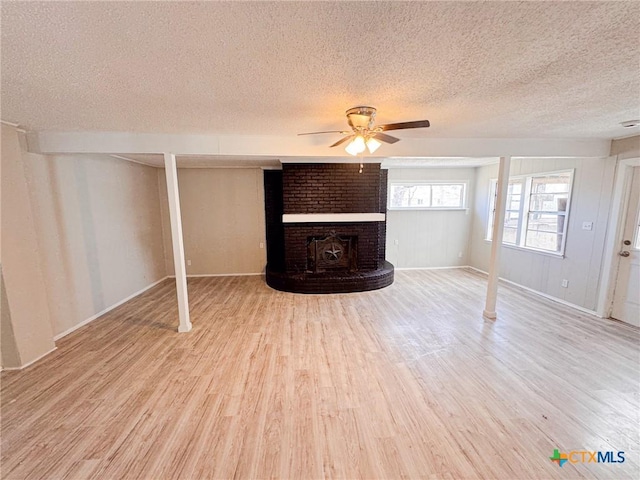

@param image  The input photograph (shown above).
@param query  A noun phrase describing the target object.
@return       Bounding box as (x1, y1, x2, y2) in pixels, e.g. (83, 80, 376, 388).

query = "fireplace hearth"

(264, 163, 394, 294)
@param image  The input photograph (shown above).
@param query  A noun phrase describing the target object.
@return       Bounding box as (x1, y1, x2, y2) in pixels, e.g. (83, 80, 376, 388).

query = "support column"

(483, 156, 511, 320)
(163, 153, 192, 332)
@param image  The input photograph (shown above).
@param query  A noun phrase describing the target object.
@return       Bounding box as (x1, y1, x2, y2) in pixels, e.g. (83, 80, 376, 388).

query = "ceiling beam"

(26, 131, 611, 158)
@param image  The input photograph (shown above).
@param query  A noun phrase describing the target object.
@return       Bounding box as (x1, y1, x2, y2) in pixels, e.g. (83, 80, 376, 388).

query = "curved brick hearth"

(266, 261, 394, 294)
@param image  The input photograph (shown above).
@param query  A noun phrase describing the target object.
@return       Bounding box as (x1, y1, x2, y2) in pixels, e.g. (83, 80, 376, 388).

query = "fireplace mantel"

(282, 213, 385, 223)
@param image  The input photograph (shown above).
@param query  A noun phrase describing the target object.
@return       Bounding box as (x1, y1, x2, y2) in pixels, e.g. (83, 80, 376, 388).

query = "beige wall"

(0, 123, 3, 366)
(159, 168, 266, 275)
(1, 266, 21, 367)
(1, 124, 56, 367)
(386, 168, 476, 268)
(610, 135, 640, 160)
(24, 153, 167, 337)
(469, 157, 615, 311)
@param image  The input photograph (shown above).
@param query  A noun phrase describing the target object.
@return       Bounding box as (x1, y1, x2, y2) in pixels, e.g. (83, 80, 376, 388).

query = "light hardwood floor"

(1, 269, 639, 479)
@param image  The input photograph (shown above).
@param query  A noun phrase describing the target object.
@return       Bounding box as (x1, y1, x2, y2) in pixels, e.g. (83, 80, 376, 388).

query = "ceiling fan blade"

(379, 120, 430, 131)
(329, 136, 352, 148)
(372, 132, 400, 144)
(298, 130, 349, 136)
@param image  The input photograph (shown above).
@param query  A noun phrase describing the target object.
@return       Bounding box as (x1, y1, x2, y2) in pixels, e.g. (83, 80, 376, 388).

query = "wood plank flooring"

(1, 269, 639, 479)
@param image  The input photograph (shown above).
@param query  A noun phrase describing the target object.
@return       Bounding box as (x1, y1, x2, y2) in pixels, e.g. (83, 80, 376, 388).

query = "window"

(487, 171, 573, 255)
(389, 183, 466, 209)
(487, 178, 524, 245)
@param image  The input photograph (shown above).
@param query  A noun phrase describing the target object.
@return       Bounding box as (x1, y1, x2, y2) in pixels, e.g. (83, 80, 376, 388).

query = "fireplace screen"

(307, 233, 357, 273)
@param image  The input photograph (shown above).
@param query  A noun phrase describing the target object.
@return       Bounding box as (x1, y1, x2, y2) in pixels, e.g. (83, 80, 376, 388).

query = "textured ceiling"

(2, 1, 639, 139)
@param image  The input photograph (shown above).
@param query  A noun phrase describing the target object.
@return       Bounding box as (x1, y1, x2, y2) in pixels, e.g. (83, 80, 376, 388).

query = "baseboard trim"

(53, 276, 170, 341)
(465, 266, 600, 317)
(53, 274, 260, 341)
(168, 273, 264, 278)
(396, 266, 468, 271)
(2, 346, 58, 371)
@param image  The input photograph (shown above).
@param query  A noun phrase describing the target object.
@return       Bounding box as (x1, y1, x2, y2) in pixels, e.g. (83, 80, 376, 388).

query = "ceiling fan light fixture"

(345, 135, 366, 155)
(366, 137, 381, 154)
(346, 106, 377, 129)
(299, 106, 430, 154)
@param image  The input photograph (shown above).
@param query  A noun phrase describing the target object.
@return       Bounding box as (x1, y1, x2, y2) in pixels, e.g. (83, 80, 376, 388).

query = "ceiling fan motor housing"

(346, 106, 377, 130)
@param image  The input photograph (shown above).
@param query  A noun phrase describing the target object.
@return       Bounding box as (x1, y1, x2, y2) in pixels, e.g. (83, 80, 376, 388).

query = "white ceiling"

(2, 1, 639, 142)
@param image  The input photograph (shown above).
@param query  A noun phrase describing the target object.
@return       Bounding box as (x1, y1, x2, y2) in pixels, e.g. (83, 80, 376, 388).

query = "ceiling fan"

(299, 106, 430, 155)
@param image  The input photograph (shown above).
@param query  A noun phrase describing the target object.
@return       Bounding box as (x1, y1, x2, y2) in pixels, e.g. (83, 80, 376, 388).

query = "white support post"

(163, 153, 192, 332)
(483, 156, 511, 320)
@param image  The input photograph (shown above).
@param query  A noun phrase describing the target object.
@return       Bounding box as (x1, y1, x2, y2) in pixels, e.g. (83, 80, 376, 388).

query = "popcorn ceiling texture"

(1, 1, 638, 139)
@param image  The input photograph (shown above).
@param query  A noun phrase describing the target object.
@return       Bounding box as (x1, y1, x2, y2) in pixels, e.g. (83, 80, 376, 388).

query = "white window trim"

(388, 181, 468, 210)
(388, 207, 469, 212)
(487, 177, 526, 246)
(485, 169, 575, 257)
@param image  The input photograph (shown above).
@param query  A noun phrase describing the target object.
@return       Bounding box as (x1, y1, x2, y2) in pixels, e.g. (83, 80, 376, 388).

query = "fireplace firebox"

(307, 233, 356, 273)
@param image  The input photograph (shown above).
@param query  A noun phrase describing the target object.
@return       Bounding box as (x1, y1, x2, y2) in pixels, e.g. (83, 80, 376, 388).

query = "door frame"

(597, 156, 640, 318)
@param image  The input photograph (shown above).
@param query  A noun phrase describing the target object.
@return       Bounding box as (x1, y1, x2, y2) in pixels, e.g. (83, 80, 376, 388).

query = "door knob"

(619, 251, 630, 257)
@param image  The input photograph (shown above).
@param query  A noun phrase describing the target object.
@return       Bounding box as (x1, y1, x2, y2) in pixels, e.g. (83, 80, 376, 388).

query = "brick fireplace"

(264, 163, 394, 293)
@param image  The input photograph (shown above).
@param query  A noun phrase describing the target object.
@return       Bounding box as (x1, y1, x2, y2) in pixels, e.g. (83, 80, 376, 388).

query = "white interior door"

(611, 166, 640, 326)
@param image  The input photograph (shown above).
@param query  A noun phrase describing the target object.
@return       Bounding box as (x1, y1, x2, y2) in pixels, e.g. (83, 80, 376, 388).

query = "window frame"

(487, 177, 526, 245)
(388, 181, 468, 211)
(485, 169, 575, 256)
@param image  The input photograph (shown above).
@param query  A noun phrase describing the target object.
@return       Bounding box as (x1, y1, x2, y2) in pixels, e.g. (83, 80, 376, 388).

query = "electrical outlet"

(582, 222, 593, 231)
(259, 242, 264, 249)
(561, 279, 569, 288)
(187, 260, 192, 266)
(394, 239, 399, 245)
(458, 251, 463, 258)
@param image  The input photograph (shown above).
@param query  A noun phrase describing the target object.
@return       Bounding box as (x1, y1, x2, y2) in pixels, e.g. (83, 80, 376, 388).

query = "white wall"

(469, 157, 615, 311)
(24, 153, 167, 338)
(158, 168, 266, 275)
(1, 265, 21, 367)
(386, 168, 476, 268)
